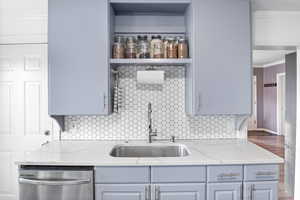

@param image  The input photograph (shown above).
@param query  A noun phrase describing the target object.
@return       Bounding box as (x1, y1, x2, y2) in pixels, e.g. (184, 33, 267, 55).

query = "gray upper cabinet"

(187, 0, 252, 115)
(48, 0, 110, 115)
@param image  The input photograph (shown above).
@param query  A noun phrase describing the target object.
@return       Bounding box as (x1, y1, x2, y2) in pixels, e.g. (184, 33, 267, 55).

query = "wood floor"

(248, 131, 293, 200)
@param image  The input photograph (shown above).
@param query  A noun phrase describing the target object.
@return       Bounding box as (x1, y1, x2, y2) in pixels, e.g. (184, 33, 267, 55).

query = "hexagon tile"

(63, 66, 243, 140)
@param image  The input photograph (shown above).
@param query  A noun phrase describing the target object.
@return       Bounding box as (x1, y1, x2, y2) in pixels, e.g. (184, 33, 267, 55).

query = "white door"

(248, 76, 257, 129)
(277, 73, 286, 136)
(0, 44, 56, 200)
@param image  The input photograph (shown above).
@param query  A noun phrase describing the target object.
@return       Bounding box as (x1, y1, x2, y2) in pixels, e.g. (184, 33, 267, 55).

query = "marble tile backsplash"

(63, 66, 244, 140)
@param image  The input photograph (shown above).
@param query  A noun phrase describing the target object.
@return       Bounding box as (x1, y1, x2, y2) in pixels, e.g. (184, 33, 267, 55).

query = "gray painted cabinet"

(95, 165, 279, 200)
(48, 0, 110, 115)
(243, 182, 278, 200)
(188, 0, 252, 115)
(96, 184, 148, 200)
(207, 182, 242, 200)
(156, 184, 206, 200)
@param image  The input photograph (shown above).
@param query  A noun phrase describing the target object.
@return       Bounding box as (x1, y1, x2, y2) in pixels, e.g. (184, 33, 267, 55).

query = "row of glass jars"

(112, 35, 189, 59)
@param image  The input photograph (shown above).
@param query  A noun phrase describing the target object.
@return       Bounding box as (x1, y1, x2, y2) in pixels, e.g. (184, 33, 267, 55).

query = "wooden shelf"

(110, 58, 191, 66)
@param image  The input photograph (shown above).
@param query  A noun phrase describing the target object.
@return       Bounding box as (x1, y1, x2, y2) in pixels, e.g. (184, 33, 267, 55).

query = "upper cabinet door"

(191, 0, 252, 115)
(48, 0, 110, 115)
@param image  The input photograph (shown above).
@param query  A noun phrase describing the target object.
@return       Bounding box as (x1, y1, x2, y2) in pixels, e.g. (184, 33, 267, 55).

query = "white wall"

(254, 11, 300, 47)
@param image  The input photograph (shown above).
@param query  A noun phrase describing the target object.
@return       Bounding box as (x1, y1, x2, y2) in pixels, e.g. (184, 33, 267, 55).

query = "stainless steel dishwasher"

(19, 166, 94, 200)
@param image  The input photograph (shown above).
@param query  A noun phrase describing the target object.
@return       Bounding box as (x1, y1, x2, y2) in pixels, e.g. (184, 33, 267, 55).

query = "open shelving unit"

(109, 0, 192, 67)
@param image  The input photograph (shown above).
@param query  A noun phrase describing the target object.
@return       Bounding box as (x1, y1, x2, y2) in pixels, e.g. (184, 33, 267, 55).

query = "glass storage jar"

(178, 38, 189, 58)
(112, 36, 125, 59)
(167, 38, 178, 58)
(163, 37, 169, 58)
(150, 35, 163, 59)
(137, 35, 150, 58)
(125, 36, 137, 58)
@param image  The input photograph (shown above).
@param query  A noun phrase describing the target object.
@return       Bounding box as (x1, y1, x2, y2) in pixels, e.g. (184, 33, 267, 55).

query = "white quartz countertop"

(16, 139, 284, 166)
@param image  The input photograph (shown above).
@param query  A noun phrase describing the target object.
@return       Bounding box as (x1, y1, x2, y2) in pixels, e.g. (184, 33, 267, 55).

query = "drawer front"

(151, 166, 206, 183)
(95, 167, 150, 183)
(244, 165, 279, 181)
(207, 165, 243, 182)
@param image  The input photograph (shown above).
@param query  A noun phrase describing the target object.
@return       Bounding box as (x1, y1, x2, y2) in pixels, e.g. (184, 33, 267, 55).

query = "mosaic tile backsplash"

(63, 66, 246, 140)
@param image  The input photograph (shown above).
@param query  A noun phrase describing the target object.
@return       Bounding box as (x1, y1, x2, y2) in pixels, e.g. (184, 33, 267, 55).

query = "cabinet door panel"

(243, 181, 278, 200)
(191, 0, 251, 115)
(96, 184, 147, 200)
(156, 184, 206, 200)
(207, 182, 242, 200)
(49, 0, 110, 115)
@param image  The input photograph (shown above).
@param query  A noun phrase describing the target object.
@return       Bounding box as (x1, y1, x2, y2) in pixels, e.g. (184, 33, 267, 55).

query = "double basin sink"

(110, 144, 190, 157)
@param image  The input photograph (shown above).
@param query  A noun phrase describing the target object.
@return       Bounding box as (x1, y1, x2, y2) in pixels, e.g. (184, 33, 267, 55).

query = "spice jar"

(178, 38, 189, 58)
(125, 36, 137, 58)
(112, 36, 125, 59)
(162, 37, 169, 58)
(167, 38, 178, 59)
(137, 35, 150, 58)
(150, 35, 163, 59)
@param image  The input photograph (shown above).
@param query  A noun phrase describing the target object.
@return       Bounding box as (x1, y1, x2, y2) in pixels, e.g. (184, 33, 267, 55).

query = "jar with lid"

(125, 36, 137, 58)
(112, 36, 125, 59)
(162, 37, 169, 58)
(150, 35, 163, 59)
(137, 35, 150, 58)
(178, 38, 189, 58)
(167, 38, 178, 59)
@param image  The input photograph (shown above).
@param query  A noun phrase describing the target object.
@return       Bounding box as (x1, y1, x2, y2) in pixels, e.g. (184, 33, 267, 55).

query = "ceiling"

(252, 50, 294, 67)
(253, 0, 300, 11)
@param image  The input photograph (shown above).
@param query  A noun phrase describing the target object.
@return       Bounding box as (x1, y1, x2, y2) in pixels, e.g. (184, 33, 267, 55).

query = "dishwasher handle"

(19, 178, 91, 186)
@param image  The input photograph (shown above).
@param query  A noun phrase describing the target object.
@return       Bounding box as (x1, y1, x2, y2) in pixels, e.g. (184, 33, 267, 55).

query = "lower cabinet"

(243, 181, 278, 200)
(155, 184, 206, 200)
(96, 183, 206, 200)
(94, 165, 280, 200)
(207, 182, 242, 200)
(95, 184, 149, 200)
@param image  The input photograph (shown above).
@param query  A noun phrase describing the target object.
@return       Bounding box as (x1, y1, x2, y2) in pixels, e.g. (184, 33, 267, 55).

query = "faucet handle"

(171, 135, 176, 143)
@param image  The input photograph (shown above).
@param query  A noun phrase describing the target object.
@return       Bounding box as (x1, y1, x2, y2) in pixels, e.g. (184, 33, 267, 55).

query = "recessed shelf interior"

(109, 1, 192, 64)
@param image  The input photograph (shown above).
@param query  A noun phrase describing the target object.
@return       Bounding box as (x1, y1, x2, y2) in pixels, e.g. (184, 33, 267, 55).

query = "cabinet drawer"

(151, 166, 206, 183)
(244, 165, 279, 181)
(207, 165, 243, 182)
(95, 167, 150, 183)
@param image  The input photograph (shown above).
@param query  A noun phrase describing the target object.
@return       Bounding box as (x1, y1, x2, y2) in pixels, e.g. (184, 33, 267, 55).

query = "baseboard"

(248, 128, 279, 135)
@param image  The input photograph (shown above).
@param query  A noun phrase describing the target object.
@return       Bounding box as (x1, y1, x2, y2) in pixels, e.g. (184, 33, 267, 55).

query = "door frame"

(248, 75, 258, 130)
(277, 72, 286, 136)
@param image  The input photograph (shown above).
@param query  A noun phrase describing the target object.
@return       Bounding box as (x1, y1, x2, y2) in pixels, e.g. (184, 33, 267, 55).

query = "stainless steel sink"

(110, 144, 190, 157)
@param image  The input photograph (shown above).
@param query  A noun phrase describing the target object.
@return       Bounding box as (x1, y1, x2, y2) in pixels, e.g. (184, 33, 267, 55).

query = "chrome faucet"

(148, 102, 157, 143)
